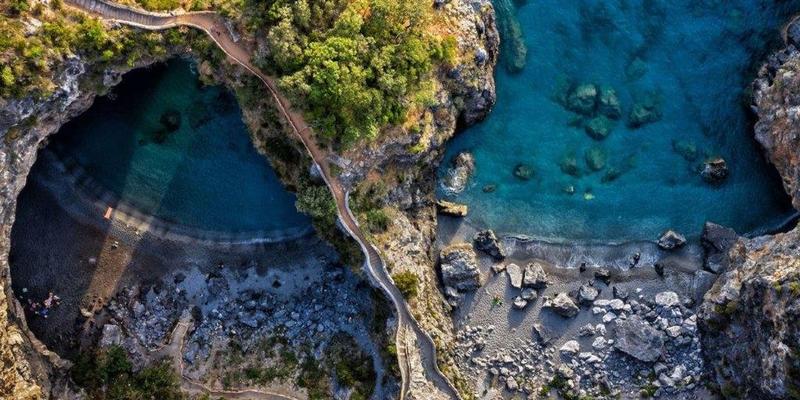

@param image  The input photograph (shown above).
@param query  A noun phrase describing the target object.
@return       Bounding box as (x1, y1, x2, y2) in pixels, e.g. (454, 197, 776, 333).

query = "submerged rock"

(560, 153, 580, 177)
(657, 230, 686, 250)
(672, 139, 698, 161)
(159, 109, 182, 132)
(613, 315, 665, 362)
(585, 147, 607, 171)
(625, 57, 648, 81)
(585, 115, 614, 140)
(513, 163, 533, 180)
(701, 157, 729, 184)
(567, 83, 598, 115)
(598, 87, 622, 119)
(442, 152, 475, 194)
(474, 229, 505, 260)
(601, 167, 622, 183)
(439, 243, 481, 291)
(627, 95, 662, 128)
(436, 200, 468, 217)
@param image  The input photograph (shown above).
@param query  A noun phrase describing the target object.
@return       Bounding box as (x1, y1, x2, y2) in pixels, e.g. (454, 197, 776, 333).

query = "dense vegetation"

(71, 346, 184, 400)
(247, 0, 456, 144)
(392, 271, 419, 298)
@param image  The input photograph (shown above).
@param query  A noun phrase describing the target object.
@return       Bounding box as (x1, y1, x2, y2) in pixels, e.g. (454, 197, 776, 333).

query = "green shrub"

(392, 271, 419, 298)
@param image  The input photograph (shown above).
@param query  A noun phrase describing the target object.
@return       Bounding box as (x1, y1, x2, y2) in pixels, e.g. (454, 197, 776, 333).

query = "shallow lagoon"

(51, 59, 309, 233)
(439, 0, 797, 241)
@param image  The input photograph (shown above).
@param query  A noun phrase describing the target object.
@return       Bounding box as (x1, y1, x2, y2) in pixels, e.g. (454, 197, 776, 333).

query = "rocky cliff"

(697, 15, 800, 399)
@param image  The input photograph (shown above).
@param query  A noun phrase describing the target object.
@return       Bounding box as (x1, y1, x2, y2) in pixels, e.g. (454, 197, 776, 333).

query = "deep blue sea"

(438, 0, 797, 241)
(51, 59, 310, 233)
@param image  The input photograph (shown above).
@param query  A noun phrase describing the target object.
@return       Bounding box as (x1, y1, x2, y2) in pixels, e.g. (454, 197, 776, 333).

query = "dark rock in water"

(601, 167, 622, 183)
(474, 229, 506, 260)
(614, 315, 665, 362)
(625, 57, 647, 81)
(436, 200, 468, 217)
(160, 109, 182, 132)
(545, 292, 579, 318)
(598, 87, 622, 119)
(567, 83, 598, 115)
(560, 154, 580, 177)
(442, 152, 475, 193)
(495, 0, 528, 73)
(482, 184, 496, 193)
(672, 139, 698, 161)
(627, 96, 662, 128)
(658, 230, 687, 250)
(563, 185, 576, 195)
(439, 243, 481, 291)
(585, 147, 607, 171)
(513, 163, 534, 180)
(702, 222, 738, 273)
(594, 268, 611, 284)
(523, 261, 548, 289)
(701, 157, 729, 184)
(585, 115, 614, 140)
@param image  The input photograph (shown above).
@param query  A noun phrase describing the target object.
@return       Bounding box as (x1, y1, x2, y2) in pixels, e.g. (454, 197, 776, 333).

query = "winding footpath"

(64, 1, 461, 399)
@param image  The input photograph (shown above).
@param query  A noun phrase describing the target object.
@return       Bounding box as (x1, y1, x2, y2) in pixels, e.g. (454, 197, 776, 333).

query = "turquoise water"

(51, 59, 310, 233)
(439, 0, 797, 241)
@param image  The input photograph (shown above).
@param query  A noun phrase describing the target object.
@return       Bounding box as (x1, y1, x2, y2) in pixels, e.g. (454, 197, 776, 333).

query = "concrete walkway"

(63, 1, 462, 399)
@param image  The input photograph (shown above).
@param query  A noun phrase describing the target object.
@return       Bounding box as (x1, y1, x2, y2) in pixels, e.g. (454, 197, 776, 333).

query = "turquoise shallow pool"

(439, 0, 797, 241)
(51, 59, 310, 233)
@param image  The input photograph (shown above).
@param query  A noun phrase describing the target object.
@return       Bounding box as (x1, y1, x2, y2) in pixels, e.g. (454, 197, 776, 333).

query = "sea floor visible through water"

(439, 0, 798, 241)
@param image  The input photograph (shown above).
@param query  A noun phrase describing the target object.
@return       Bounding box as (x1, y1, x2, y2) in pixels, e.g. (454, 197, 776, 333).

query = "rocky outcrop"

(436, 200, 468, 217)
(613, 315, 665, 363)
(473, 229, 505, 260)
(441, 152, 475, 194)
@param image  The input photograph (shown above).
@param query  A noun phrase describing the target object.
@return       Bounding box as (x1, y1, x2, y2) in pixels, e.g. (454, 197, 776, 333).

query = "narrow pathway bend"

(63, 1, 462, 399)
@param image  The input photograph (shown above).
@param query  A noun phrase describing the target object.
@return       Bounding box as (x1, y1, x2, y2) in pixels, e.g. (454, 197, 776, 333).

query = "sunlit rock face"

(438, 0, 798, 241)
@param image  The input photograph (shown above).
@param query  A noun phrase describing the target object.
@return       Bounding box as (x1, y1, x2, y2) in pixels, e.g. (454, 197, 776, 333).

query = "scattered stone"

(614, 315, 665, 362)
(585, 115, 614, 140)
(594, 268, 611, 284)
(436, 200, 468, 217)
(654, 262, 665, 276)
(513, 296, 528, 310)
(657, 230, 686, 250)
(523, 261, 548, 289)
(598, 87, 622, 119)
(506, 263, 523, 289)
(592, 336, 608, 350)
(513, 163, 534, 180)
(613, 286, 629, 300)
(545, 293, 579, 318)
(560, 340, 580, 355)
(585, 146, 607, 171)
(491, 263, 507, 274)
(701, 157, 729, 184)
(439, 243, 481, 291)
(654, 291, 680, 308)
(474, 229, 506, 260)
(578, 285, 600, 304)
(506, 376, 519, 391)
(567, 83, 598, 115)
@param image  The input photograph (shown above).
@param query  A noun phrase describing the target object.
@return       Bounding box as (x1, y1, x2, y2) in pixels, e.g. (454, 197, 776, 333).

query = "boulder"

(567, 83, 598, 115)
(627, 97, 662, 128)
(439, 243, 481, 291)
(473, 229, 506, 260)
(545, 293, 579, 318)
(585, 115, 614, 140)
(506, 263, 523, 289)
(654, 291, 680, 308)
(513, 163, 533, 180)
(613, 315, 665, 362)
(520, 288, 537, 301)
(601, 167, 622, 183)
(99, 324, 123, 348)
(625, 57, 647, 81)
(560, 340, 580, 355)
(657, 230, 686, 250)
(512, 296, 528, 310)
(702, 222, 738, 274)
(598, 87, 622, 119)
(436, 200, 468, 217)
(701, 157, 729, 184)
(441, 152, 475, 193)
(585, 147, 607, 171)
(559, 153, 580, 177)
(594, 268, 611, 284)
(522, 261, 548, 289)
(578, 284, 600, 304)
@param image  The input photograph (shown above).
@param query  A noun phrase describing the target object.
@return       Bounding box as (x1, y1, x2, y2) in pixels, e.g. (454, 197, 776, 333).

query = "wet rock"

(567, 83, 598, 115)
(598, 87, 622, 119)
(672, 140, 698, 161)
(613, 315, 665, 362)
(436, 200, 468, 217)
(585, 115, 614, 140)
(442, 152, 475, 194)
(545, 293, 579, 318)
(506, 263, 523, 289)
(585, 146, 607, 171)
(522, 261, 548, 289)
(701, 157, 729, 184)
(627, 97, 662, 128)
(474, 229, 505, 260)
(657, 230, 686, 250)
(439, 243, 481, 291)
(513, 163, 533, 180)
(578, 284, 600, 304)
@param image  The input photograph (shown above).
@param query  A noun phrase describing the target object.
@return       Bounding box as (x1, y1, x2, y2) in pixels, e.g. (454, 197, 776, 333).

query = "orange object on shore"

(104, 207, 113, 219)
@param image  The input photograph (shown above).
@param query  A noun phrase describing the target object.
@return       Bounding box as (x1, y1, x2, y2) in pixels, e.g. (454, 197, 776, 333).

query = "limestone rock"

(512, 296, 528, 310)
(578, 284, 600, 304)
(473, 229, 505, 260)
(439, 243, 481, 291)
(545, 293, 579, 318)
(560, 340, 580, 355)
(506, 263, 523, 289)
(522, 261, 548, 289)
(613, 315, 665, 362)
(436, 200, 468, 217)
(657, 230, 686, 250)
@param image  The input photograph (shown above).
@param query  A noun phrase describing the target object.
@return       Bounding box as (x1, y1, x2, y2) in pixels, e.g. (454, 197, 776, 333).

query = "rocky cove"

(3, 1, 800, 400)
